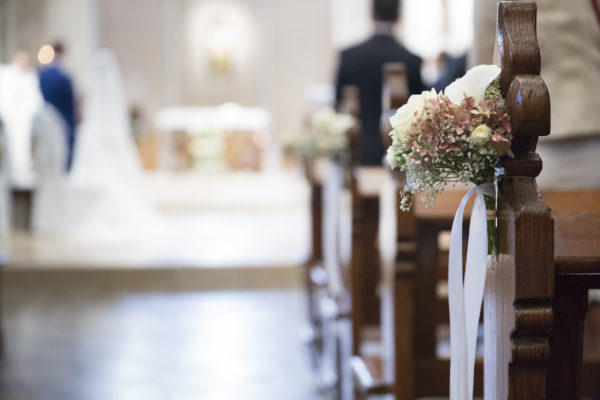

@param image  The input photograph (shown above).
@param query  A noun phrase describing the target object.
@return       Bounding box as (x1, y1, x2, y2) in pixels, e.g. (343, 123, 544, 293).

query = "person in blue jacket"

(38, 41, 76, 171)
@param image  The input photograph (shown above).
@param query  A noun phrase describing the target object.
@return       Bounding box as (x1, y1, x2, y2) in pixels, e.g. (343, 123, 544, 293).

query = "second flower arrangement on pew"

(303, 107, 355, 160)
(282, 108, 355, 162)
(386, 64, 512, 400)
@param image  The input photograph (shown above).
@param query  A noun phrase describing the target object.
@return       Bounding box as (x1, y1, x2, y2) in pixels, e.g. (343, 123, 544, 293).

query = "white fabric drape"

(0, 64, 43, 185)
(448, 183, 493, 400)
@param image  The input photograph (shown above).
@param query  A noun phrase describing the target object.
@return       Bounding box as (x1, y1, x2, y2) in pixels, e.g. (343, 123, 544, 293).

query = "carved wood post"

(340, 85, 365, 357)
(484, 2, 553, 400)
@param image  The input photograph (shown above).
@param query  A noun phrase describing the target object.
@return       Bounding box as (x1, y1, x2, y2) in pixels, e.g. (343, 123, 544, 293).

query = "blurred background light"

(37, 44, 55, 65)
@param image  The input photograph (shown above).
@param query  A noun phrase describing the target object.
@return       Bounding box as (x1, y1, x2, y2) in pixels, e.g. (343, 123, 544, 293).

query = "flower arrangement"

(386, 65, 511, 255)
(281, 130, 302, 158)
(387, 65, 513, 400)
(302, 107, 355, 159)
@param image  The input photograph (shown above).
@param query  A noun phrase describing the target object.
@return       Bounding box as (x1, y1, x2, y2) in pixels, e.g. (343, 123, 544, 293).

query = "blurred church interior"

(0, 0, 598, 399)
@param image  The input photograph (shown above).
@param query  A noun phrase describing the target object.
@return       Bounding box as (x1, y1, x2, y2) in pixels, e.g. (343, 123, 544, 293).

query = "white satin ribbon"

(449, 183, 494, 400)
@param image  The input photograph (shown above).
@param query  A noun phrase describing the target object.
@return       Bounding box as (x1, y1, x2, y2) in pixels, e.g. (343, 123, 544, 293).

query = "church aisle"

(6, 171, 310, 270)
(0, 280, 325, 400)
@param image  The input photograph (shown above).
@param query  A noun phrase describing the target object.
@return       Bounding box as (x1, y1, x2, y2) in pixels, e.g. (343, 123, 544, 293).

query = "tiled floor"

(0, 280, 325, 400)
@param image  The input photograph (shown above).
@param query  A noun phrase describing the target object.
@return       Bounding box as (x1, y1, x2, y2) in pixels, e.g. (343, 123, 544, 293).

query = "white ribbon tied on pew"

(448, 183, 494, 400)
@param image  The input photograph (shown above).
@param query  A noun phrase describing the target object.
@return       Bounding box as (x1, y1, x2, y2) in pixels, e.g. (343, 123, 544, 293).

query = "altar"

(155, 103, 271, 172)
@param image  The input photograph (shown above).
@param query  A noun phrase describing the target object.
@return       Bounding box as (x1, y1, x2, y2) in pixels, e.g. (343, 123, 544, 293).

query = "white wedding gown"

(33, 48, 160, 242)
(31, 104, 73, 232)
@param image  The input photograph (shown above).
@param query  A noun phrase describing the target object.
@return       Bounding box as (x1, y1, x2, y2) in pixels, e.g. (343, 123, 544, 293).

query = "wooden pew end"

(350, 355, 393, 397)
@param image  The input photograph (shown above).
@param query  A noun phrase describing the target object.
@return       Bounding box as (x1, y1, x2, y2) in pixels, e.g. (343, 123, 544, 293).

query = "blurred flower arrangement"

(386, 65, 512, 254)
(283, 108, 355, 160)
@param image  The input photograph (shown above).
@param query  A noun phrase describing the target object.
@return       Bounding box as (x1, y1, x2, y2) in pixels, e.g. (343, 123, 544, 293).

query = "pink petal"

(492, 133, 509, 142)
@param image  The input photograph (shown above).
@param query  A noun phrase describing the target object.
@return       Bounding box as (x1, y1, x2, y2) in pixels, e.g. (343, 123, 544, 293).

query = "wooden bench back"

(381, 63, 409, 150)
(340, 85, 377, 353)
(485, 2, 553, 399)
(378, 63, 412, 384)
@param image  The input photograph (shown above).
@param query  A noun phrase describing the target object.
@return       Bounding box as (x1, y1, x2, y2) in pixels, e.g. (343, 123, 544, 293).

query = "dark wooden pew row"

(301, 150, 327, 362)
(350, 62, 411, 397)
(342, 87, 385, 360)
(305, 86, 370, 398)
(337, 85, 386, 400)
(301, 85, 369, 373)
(301, 90, 360, 389)
(311, 84, 390, 399)
(352, 4, 600, 399)
(486, 3, 600, 399)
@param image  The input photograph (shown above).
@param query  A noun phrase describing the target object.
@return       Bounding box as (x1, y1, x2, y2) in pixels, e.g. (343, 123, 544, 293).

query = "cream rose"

(389, 89, 437, 136)
(470, 125, 492, 146)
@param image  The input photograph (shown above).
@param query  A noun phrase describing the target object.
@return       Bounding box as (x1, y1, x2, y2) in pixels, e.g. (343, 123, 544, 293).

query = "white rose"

(443, 64, 501, 105)
(389, 89, 437, 136)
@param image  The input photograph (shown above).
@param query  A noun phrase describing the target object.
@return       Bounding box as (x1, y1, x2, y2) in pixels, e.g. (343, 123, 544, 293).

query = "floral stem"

(484, 194, 498, 256)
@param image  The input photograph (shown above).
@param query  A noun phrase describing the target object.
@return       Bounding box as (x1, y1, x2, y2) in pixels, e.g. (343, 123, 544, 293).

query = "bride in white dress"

(33, 48, 159, 241)
(71, 48, 159, 240)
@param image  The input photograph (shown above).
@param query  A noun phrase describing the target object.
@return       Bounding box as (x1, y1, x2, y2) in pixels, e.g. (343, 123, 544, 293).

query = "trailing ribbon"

(449, 183, 494, 400)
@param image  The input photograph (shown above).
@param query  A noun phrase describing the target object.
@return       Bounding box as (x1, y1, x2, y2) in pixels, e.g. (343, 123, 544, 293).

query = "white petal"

(443, 64, 501, 104)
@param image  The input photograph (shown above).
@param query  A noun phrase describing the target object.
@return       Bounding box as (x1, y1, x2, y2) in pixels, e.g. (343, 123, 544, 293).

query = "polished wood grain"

(350, 3, 600, 400)
(548, 284, 588, 400)
(554, 211, 600, 273)
(413, 187, 472, 221)
(487, 3, 600, 400)
(380, 63, 409, 149)
(392, 269, 415, 400)
(551, 210, 600, 398)
(351, 64, 412, 400)
(485, 3, 554, 400)
(543, 189, 600, 212)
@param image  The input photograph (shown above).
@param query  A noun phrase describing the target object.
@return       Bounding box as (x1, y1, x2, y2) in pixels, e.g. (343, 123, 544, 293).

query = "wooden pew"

(301, 93, 362, 387)
(485, 2, 600, 399)
(342, 87, 384, 360)
(309, 86, 361, 398)
(352, 3, 600, 400)
(302, 152, 327, 362)
(318, 84, 389, 399)
(350, 63, 410, 397)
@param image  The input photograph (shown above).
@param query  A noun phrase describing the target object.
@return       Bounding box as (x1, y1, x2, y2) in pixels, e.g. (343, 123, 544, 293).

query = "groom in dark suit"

(39, 42, 77, 171)
(335, 0, 424, 165)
